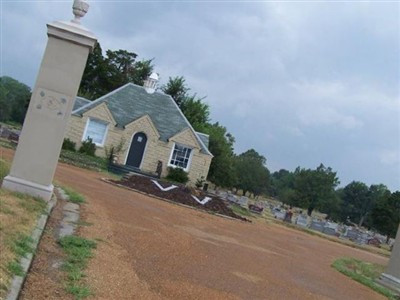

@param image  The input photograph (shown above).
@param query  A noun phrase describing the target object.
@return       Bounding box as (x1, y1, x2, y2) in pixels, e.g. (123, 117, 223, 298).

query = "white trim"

(124, 131, 148, 169)
(167, 142, 193, 172)
(82, 117, 109, 147)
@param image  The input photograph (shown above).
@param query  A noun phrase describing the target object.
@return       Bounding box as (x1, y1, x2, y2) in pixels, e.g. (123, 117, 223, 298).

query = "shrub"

(62, 138, 76, 152)
(59, 150, 107, 171)
(166, 167, 189, 184)
(78, 138, 96, 157)
(104, 138, 126, 163)
(195, 176, 205, 188)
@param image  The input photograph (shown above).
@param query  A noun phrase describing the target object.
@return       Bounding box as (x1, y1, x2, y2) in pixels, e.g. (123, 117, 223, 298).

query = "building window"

(169, 143, 192, 171)
(82, 118, 108, 146)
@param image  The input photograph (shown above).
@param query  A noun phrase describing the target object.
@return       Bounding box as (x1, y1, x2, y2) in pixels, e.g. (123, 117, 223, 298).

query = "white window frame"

(168, 143, 193, 172)
(82, 118, 109, 147)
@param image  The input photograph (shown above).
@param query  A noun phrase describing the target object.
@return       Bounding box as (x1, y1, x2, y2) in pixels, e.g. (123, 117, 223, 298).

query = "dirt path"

(1, 147, 388, 299)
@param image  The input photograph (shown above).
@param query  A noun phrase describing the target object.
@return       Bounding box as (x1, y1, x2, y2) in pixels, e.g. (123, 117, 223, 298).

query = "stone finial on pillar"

(72, 0, 89, 24)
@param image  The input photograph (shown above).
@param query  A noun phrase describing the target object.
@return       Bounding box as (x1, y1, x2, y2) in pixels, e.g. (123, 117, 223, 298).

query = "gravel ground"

(1, 148, 389, 300)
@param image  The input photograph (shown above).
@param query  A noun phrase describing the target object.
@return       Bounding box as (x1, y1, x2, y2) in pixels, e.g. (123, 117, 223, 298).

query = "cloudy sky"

(1, 1, 399, 191)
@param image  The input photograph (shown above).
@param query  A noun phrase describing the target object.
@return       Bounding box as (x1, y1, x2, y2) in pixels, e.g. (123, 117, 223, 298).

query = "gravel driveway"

(1, 147, 388, 299)
(54, 164, 388, 300)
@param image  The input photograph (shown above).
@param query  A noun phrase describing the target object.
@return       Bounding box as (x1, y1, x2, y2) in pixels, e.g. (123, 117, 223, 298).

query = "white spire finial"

(72, 0, 89, 24)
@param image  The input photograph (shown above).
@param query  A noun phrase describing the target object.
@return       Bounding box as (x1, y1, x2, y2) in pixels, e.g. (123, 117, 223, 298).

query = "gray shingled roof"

(73, 83, 212, 156)
(73, 96, 91, 111)
(196, 132, 210, 149)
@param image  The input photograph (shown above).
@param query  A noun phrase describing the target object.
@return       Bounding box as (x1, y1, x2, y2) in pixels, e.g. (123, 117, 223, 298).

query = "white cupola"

(143, 72, 159, 94)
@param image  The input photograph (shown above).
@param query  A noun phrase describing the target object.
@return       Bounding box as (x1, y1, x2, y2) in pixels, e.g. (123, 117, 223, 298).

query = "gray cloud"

(1, 1, 399, 190)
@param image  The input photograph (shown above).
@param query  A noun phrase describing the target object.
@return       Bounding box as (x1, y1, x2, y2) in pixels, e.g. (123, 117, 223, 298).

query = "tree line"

(1, 44, 398, 239)
(269, 165, 399, 239)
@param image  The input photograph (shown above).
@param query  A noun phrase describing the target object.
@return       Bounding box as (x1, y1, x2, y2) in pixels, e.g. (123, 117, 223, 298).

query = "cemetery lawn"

(332, 258, 399, 300)
(0, 159, 47, 299)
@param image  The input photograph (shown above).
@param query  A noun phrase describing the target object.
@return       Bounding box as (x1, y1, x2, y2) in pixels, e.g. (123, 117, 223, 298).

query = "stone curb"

(6, 194, 57, 300)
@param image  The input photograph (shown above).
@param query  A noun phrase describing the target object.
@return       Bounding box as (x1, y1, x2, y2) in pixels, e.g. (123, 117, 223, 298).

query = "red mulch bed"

(110, 175, 250, 222)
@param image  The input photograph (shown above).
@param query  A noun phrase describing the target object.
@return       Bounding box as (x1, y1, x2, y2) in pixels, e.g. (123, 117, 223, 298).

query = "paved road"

(0, 148, 388, 299)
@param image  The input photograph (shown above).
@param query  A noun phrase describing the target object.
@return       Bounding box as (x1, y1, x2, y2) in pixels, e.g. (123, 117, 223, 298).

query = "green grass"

(5, 234, 35, 277)
(332, 257, 399, 300)
(6, 261, 24, 277)
(63, 187, 85, 204)
(0, 159, 10, 181)
(230, 203, 252, 217)
(59, 235, 97, 300)
(11, 234, 34, 257)
(13, 192, 47, 214)
(59, 150, 107, 172)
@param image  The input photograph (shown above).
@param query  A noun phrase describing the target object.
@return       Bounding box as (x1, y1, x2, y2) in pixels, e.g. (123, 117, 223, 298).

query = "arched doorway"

(126, 132, 147, 168)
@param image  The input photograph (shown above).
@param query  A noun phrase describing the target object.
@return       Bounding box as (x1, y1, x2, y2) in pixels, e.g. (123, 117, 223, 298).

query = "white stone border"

(151, 180, 177, 192)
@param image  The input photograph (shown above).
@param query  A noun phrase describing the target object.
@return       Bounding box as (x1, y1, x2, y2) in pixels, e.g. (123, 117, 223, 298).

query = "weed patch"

(6, 261, 24, 277)
(63, 187, 85, 204)
(59, 236, 97, 299)
(11, 234, 34, 257)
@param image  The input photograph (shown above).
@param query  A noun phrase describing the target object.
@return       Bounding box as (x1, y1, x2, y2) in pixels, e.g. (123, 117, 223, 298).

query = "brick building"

(64, 82, 213, 184)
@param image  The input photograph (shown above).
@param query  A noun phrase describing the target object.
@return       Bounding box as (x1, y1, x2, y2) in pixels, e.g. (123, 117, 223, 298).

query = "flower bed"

(110, 175, 250, 222)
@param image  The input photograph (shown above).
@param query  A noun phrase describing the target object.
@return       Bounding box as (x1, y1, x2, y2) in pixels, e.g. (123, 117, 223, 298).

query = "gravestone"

(239, 196, 248, 207)
(344, 228, 360, 241)
(310, 220, 325, 232)
(295, 215, 308, 227)
(2, 1, 96, 201)
(227, 194, 238, 203)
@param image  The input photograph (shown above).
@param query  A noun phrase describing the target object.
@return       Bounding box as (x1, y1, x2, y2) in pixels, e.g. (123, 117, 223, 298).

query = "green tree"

(269, 169, 296, 203)
(364, 184, 391, 227)
(234, 149, 270, 196)
(371, 191, 400, 240)
(200, 122, 236, 188)
(180, 95, 210, 130)
(339, 181, 376, 226)
(129, 59, 154, 86)
(293, 164, 339, 216)
(161, 76, 189, 107)
(162, 76, 211, 133)
(78, 44, 154, 99)
(0, 76, 31, 123)
(78, 43, 109, 99)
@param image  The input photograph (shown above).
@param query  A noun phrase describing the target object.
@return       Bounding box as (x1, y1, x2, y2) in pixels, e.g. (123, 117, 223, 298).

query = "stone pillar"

(2, 1, 96, 201)
(378, 224, 400, 293)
